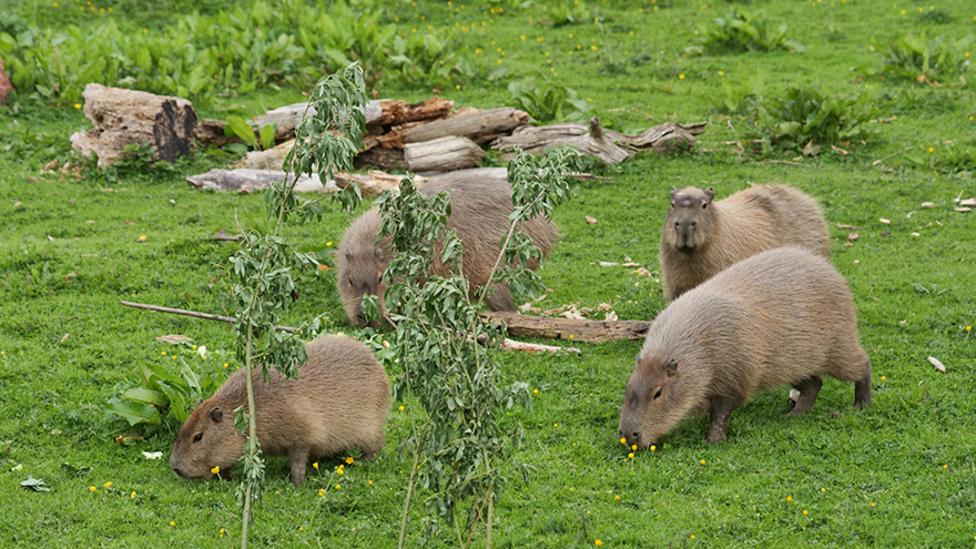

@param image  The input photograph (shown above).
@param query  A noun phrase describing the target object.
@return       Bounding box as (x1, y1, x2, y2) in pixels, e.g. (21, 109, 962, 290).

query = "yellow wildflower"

(802, 510, 809, 517)
(223, 362, 229, 369)
(345, 457, 354, 465)
(211, 466, 220, 475)
(219, 528, 226, 538)
(73, 103, 82, 110)
(786, 495, 794, 503)
(335, 483, 341, 490)
(880, 375, 887, 382)
(88, 486, 97, 493)
(594, 540, 603, 547)
(678, 73, 686, 80)
(631, 444, 637, 451)
(965, 325, 972, 332)
(927, 146, 935, 153)
(399, 405, 406, 412)
(137, 235, 147, 242)
(368, 479, 374, 486)
(318, 488, 326, 497)
(690, 533, 696, 541)
(699, 458, 706, 465)
(650, 445, 657, 453)
(614, 495, 621, 502)
(169, 520, 176, 527)
(532, 388, 540, 395)
(619, 437, 627, 445)
(312, 462, 319, 471)
(102, 481, 113, 489)
(627, 452, 635, 459)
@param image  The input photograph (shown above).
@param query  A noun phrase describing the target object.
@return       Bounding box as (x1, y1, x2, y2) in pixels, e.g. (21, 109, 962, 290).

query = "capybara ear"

(209, 407, 224, 423)
(664, 359, 678, 376)
(704, 187, 716, 203)
(670, 187, 678, 198)
(373, 247, 384, 261)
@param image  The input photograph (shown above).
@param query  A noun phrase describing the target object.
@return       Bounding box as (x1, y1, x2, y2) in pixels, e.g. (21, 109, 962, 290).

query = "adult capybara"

(337, 169, 559, 326)
(619, 246, 871, 448)
(170, 335, 390, 485)
(660, 184, 829, 300)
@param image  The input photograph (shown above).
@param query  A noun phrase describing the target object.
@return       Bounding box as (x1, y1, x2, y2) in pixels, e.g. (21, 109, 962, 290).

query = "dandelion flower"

(944, 463, 949, 470)
(130, 491, 137, 498)
(161, 351, 167, 356)
(137, 235, 147, 242)
(880, 375, 887, 382)
(699, 458, 706, 465)
(690, 533, 696, 540)
(336, 467, 344, 476)
(594, 540, 603, 547)
(368, 480, 374, 486)
(318, 488, 326, 497)
(678, 73, 686, 80)
(786, 495, 794, 504)
(532, 388, 540, 395)
(326, 240, 334, 247)
(619, 437, 627, 445)
(103, 481, 113, 489)
(88, 486, 97, 493)
(927, 146, 935, 153)
(614, 495, 621, 502)
(869, 501, 876, 507)
(650, 445, 657, 453)
(223, 362, 229, 369)
(718, 70, 725, 77)
(590, 44, 599, 52)
(211, 466, 220, 475)
(553, 422, 559, 428)
(966, 325, 972, 332)
(73, 103, 82, 110)
(399, 405, 405, 412)
(631, 444, 637, 451)
(312, 462, 319, 471)
(169, 520, 176, 527)
(628, 452, 635, 459)
(568, 334, 575, 340)
(335, 484, 341, 490)
(345, 457, 354, 465)
(820, 488, 827, 494)
(802, 510, 809, 517)
(219, 528, 226, 538)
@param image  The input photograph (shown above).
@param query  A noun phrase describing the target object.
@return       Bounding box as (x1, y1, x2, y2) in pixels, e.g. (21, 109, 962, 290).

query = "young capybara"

(619, 246, 871, 448)
(660, 184, 829, 300)
(337, 169, 559, 326)
(170, 335, 390, 486)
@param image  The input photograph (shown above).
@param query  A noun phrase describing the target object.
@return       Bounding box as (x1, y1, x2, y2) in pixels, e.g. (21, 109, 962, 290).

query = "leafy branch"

(230, 63, 367, 548)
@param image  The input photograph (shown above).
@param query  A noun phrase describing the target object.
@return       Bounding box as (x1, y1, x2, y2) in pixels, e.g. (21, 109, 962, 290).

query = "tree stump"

(70, 84, 198, 168)
(404, 136, 485, 173)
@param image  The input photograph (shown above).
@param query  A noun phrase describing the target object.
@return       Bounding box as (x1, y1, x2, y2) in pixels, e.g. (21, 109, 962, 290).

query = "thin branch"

(118, 300, 299, 333)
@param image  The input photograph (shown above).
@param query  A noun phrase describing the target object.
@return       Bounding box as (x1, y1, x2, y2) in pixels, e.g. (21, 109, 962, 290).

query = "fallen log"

(253, 98, 455, 141)
(186, 167, 425, 195)
(484, 311, 650, 344)
(404, 136, 485, 173)
(193, 118, 235, 147)
(70, 83, 199, 168)
(492, 117, 706, 164)
(354, 146, 406, 170)
(232, 139, 295, 170)
(120, 300, 573, 354)
(404, 107, 530, 144)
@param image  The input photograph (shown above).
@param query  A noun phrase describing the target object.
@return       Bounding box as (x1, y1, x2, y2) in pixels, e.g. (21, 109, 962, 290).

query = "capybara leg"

(706, 396, 738, 444)
(288, 446, 310, 486)
(854, 357, 872, 409)
(360, 438, 383, 461)
(486, 284, 515, 311)
(787, 376, 823, 416)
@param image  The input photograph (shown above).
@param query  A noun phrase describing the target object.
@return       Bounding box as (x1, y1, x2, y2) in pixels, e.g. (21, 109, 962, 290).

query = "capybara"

(619, 246, 871, 448)
(337, 169, 559, 326)
(170, 335, 390, 485)
(660, 184, 829, 300)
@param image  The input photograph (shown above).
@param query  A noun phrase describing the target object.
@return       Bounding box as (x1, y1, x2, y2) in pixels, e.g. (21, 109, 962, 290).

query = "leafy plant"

(542, 0, 593, 27)
(388, 32, 474, 87)
(373, 147, 582, 548)
(230, 64, 367, 548)
(107, 350, 227, 428)
(729, 86, 877, 154)
(876, 34, 973, 85)
(701, 9, 804, 54)
(224, 116, 276, 151)
(508, 79, 589, 123)
(712, 77, 764, 115)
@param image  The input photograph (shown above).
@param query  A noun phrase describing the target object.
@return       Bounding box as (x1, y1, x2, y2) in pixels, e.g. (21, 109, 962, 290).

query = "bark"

(483, 312, 650, 344)
(404, 107, 529, 145)
(193, 118, 235, 147)
(186, 167, 425, 195)
(253, 98, 455, 140)
(492, 117, 706, 164)
(70, 84, 198, 168)
(355, 146, 406, 170)
(334, 170, 428, 197)
(404, 136, 485, 173)
(232, 139, 295, 170)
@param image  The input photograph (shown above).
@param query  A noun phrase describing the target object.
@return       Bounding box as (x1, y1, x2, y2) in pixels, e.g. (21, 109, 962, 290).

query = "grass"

(2, 0, 976, 546)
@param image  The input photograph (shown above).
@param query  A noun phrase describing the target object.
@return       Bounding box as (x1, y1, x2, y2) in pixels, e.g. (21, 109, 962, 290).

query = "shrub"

(876, 34, 973, 85)
(542, 0, 593, 27)
(701, 9, 804, 54)
(388, 32, 475, 87)
(508, 78, 589, 123)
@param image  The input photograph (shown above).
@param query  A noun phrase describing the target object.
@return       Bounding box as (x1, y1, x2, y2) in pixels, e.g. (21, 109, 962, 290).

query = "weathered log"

(193, 118, 235, 147)
(492, 118, 707, 164)
(484, 311, 650, 344)
(354, 146, 406, 170)
(70, 84, 198, 168)
(404, 136, 485, 173)
(186, 167, 425, 195)
(253, 98, 455, 141)
(186, 168, 334, 193)
(0, 58, 12, 104)
(404, 107, 530, 144)
(232, 139, 295, 169)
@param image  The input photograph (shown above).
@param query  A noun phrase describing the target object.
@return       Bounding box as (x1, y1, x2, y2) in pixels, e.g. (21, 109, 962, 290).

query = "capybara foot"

(288, 446, 310, 486)
(854, 375, 872, 409)
(706, 396, 737, 444)
(787, 376, 822, 416)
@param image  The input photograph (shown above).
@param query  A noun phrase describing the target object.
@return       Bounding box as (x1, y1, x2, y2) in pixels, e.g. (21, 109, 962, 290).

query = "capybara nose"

(172, 465, 186, 478)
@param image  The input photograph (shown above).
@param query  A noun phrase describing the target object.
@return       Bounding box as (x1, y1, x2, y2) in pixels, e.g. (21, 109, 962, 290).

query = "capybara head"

(170, 403, 243, 480)
(665, 187, 716, 252)
(336, 212, 389, 327)
(619, 352, 696, 448)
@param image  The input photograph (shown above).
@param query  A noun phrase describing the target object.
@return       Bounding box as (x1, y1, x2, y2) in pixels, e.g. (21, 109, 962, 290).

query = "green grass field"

(2, 0, 975, 546)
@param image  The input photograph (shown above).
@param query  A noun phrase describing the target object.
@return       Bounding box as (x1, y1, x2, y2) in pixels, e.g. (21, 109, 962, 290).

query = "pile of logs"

(68, 84, 706, 178)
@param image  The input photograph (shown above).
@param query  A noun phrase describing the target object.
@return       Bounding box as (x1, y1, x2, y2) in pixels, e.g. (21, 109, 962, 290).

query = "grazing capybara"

(337, 169, 559, 326)
(619, 246, 871, 448)
(170, 335, 390, 486)
(660, 184, 829, 300)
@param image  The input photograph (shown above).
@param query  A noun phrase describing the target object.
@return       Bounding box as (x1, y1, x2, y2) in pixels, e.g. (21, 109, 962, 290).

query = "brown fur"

(169, 335, 390, 485)
(336, 169, 560, 326)
(619, 246, 871, 448)
(660, 184, 829, 301)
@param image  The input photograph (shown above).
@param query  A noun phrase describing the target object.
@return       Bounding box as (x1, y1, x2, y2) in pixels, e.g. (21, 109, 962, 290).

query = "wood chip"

(598, 261, 620, 267)
(835, 223, 860, 230)
(920, 201, 936, 208)
(879, 218, 891, 225)
(156, 334, 194, 345)
(959, 198, 976, 207)
(847, 232, 860, 241)
(927, 356, 946, 373)
(955, 207, 972, 213)
(585, 215, 598, 225)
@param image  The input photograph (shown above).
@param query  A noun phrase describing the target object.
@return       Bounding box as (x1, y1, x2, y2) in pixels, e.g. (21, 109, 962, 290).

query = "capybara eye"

(691, 222, 697, 227)
(192, 432, 203, 443)
(674, 222, 680, 228)
(653, 388, 663, 400)
(702, 202, 708, 209)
